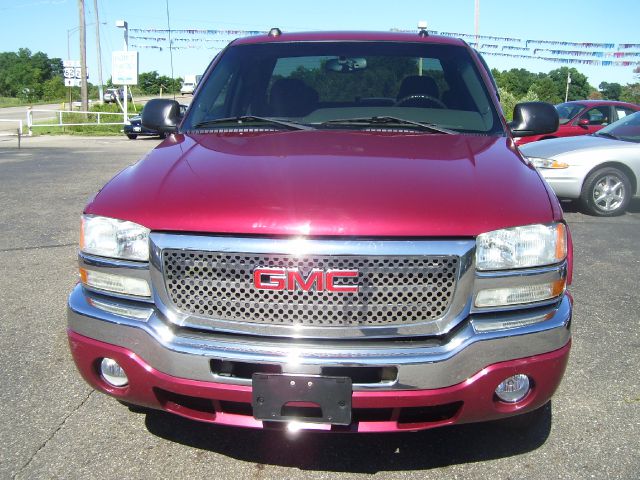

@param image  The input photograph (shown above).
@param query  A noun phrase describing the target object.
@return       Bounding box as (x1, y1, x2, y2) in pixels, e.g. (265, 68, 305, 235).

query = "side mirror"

(509, 102, 559, 137)
(577, 118, 590, 127)
(142, 98, 181, 134)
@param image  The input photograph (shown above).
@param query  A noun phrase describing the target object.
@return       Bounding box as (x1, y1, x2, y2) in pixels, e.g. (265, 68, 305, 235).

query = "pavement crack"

(12, 389, 94, 479)
(0, 242, 76, 253)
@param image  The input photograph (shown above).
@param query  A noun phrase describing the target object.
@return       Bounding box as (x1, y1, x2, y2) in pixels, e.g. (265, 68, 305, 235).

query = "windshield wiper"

(319, 116, 456, 134)
(192, 116, 314, 131)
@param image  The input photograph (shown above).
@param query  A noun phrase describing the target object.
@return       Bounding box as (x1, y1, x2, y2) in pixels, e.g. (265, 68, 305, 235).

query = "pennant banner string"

(127, 27, 640, 66)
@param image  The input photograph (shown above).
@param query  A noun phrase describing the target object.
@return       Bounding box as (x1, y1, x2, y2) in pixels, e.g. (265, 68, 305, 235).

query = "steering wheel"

(395, 94, 446, 108)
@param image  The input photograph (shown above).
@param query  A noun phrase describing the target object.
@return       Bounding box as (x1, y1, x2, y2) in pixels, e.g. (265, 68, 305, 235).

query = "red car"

(515, 99, 640, 145)
(68, 30, 572, 434)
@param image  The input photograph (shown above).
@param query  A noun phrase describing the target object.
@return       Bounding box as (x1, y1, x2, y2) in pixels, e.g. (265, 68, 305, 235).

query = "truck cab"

(180, 74, 198, 95)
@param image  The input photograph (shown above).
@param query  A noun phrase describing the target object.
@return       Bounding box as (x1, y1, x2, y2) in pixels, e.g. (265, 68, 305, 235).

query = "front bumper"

(68, 285, 571, 432)
(540, 168, 586, 199)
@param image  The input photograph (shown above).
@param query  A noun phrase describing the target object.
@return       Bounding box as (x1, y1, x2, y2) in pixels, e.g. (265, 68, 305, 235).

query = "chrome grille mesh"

(162, 250, 459, 327)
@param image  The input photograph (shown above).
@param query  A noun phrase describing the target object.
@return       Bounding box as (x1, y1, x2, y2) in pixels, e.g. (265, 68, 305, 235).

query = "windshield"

(183, 41, 504, 135)
(555, 102, 585, 125)
(595, 111, 640, 143)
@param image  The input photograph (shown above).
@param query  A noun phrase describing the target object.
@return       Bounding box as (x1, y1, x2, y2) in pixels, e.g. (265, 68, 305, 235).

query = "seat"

(269, 78, 319, 117)
(396, 75, 444, 107)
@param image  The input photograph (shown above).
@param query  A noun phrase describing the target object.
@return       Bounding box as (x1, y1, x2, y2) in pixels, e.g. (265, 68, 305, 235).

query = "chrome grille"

(162, 250, 459, 327)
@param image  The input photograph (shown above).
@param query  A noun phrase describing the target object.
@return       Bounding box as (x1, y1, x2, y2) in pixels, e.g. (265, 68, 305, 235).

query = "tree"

(620, 83, 640, 104)
(135, 70, 182, 95)
(138, 70, 162, 94)
(599, 81, 622, 100)
(548, 67, 592, 102)
(520, 89, 540, 103)
(493, 68, 540, 98)
(498, 88, 517, 121)
(0, 48, 63, 99)
(42, 77, 66, 101)
(530, 77, 562, 104)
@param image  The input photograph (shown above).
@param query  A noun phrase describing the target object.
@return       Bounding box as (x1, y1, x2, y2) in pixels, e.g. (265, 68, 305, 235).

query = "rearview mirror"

(325, 57, 367, 73)
(510, 102, 559, 137)
(141, 98, 181, 134)
(577, 118, 590, 127)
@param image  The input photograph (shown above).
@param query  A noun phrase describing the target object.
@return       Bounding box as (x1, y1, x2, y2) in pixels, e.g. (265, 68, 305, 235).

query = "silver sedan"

(520, 111, 640, 216)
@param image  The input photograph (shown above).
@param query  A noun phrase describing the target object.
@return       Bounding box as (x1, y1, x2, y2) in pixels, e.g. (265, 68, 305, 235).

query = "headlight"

(476, 223, 567, 271)
(80, 215, 150, 261)
(527, 157, 569, 169)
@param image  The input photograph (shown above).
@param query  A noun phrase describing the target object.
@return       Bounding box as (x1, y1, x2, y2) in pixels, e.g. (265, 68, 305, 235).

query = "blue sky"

(2, 0, 639, 90)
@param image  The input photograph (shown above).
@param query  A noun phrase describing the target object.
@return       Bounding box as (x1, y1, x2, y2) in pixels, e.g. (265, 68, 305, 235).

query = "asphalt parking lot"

(0, 135, 638, 479)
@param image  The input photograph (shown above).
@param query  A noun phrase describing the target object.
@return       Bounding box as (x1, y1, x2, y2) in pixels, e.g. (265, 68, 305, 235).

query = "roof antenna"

(418, 20, 428, 37)
(166, 0, 175, 100)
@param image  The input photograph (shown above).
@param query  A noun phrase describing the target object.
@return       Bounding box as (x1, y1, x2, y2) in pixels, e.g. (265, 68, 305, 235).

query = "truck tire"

(580, 166, 631, 216)
(126, 134, 137, 140)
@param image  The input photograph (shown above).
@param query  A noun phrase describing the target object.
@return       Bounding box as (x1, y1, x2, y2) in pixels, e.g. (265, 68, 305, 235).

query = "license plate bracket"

(252, 373, 352, 425)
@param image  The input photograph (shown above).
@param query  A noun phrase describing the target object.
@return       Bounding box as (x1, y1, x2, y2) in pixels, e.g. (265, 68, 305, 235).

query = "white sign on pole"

(111, 51, 138, 85)
(63, 60, 88, 87)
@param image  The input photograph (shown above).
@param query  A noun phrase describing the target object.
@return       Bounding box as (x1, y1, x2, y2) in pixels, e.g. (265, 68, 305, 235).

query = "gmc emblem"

(253, 268, 359, 292)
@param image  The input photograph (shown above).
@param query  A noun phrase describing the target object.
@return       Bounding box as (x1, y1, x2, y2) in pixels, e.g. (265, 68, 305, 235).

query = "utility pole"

(78, 0, 88, 111)
(94, 0, 104, 103)
(116, 20, 129, 123)
(565, 71, 572, 102)
(475, 0, 480, 46)
(417, 20, 427, 76)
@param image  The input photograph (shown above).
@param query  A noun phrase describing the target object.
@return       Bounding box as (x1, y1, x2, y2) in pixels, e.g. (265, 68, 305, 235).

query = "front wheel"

(580, 167, 631, 216)
(126, 134, 137, 140)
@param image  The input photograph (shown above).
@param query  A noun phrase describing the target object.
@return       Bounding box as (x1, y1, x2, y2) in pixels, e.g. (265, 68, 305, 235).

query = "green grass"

(0, 97, 67, 108)
(32, 124, 124, 136)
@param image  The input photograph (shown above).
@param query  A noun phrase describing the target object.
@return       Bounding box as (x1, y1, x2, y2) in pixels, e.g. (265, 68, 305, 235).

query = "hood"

(86, 130, 554, 237)
(519, 134, 624, 159)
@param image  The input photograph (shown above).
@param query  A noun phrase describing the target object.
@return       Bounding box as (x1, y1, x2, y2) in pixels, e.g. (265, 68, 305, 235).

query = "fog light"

(495, 374, 530, 403)
(100, 358, 128, 387)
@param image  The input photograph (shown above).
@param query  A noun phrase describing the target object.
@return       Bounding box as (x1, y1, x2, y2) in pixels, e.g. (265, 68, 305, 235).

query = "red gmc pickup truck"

(68, 30, 572, 433)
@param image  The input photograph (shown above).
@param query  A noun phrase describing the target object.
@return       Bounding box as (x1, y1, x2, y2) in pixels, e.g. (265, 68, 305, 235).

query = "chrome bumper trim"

(68, 285, 571, 391)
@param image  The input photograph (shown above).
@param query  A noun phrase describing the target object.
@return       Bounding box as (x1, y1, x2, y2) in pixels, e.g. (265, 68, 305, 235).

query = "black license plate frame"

(252, 373, 352, 425)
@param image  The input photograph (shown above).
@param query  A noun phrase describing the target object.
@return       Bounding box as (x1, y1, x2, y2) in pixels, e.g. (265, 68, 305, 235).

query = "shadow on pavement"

(143, 403, 552, 473)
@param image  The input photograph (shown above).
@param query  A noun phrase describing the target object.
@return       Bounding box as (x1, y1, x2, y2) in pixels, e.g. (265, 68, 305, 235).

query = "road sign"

(63, 60, 88, 87)
(111, 51, 138, 85)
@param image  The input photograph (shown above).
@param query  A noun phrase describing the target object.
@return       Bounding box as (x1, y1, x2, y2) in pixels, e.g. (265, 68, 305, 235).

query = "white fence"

(0, 118, 23, 135)
(26, 108, 133, 135)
